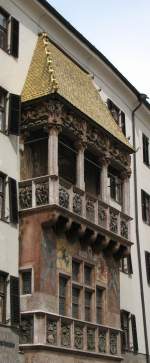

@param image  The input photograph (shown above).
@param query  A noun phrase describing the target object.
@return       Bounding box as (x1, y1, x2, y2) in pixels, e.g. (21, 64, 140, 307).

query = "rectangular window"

(121, 310, 130, 351)
(72, 286, 80, 319)
(121, 311, 138, 353)
(72, 260, 80, 282)
(59, 276, 68, 316)
(107, 99, 126, 136)
(145, 251, 150, 284)
(143, 134, 149, 166)
(120, 255, 133, 275)
(0, 8, 8, 51)
(141, 190, 150, 224)
(21, 270, 32, 295)
(84, 151, 100, 196)
(85, 290, 92, 321)
(0, 173, 5, 220)
(96, 288, 104, 324)
(0, 272, 7, 323)
(108, 167, 122, 203)
(0, 88, 6, 132)
(84, 265, 92, 286)
(59, 136, 76, 184)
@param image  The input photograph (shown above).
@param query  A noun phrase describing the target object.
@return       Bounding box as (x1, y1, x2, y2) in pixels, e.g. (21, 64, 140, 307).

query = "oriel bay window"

(59, 260, 105, 324)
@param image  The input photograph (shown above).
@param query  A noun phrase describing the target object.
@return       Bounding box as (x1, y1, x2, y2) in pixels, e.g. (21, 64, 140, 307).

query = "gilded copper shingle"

(21, 34, 132, 149)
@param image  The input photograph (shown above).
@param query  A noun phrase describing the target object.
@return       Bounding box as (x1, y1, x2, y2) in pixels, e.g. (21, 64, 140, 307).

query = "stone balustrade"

(19, 176, 131, 241)
(20, 312, 121, 358)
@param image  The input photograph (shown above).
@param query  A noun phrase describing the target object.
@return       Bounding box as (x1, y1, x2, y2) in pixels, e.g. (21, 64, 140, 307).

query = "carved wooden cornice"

(21, 98, 131, 171)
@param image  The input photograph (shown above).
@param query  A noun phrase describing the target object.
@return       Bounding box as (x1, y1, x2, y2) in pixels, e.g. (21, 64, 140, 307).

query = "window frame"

(20, 268, 32, 296)
(120, 255, 133, 275)
(0, 87, 7, 133)
(59, 274, 69, 317)
(143, 133, 149, 167)
(0, 271, 8, 324)
(141, 190, 150, 225)
(0, 172, 6, 220)
(107, 99, 126, 136)
(0, 7, 9, 52)
(108, 170, 122, 204)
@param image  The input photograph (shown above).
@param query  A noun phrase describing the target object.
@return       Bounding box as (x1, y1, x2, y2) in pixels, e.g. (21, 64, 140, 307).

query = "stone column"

(48, 122, 62, 204)
(48, 125, 61, 177)
(100, 153, 111, 203)
(75, 140, 86, 191)
(121, 169, 131, 215)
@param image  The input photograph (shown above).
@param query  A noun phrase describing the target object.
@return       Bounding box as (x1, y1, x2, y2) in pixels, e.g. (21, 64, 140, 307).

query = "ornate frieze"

(98, 204, 107, 227)
(73, 193, 82, 215)
(61, 322, 71, 347)
(74, 324, 83, 350)
(47, 319, 57, 345)
(110, 208, 119, 234)
(86, 197, 95, 222)
(110, 332, 117, 355)
(120, 219, 128, 239)
(21, 98, 131, 172)
(59, 187, 69, 209)
(20, 316, 33, 344)
(36, 180, 49, 206)
(19, 184, 32, 209)
(98, 330, 106, 353)
(87, 328, 95, 351)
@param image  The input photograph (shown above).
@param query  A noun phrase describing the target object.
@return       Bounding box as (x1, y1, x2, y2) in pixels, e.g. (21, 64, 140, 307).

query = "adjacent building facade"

(0, 1, 150, 363)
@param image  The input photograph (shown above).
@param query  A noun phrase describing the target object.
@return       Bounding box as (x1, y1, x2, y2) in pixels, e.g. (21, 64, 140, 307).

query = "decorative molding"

(21, 97, 131, 172)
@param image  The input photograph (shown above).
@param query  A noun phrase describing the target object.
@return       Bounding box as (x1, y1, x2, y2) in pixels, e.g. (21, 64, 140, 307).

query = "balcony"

(19, 175, 132, 248)
(20, 312, 122, 360)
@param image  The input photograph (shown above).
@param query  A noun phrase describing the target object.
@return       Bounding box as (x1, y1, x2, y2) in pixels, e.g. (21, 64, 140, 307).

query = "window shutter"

(8, 93, 21, 135)
(8, 177, 18, 224)
(10, 17, 19, 58)
(121, 111, 126, 136)
(128, 254, 133, 274)
(107, 98, 113, 111)
(145, 251, 150, 284)
(10, 276, 20, 325)
(141, 190, 146, 222)
(131, 314, 138, 353)
(120, 311, 126, 352)
(143, 134, 149, 165)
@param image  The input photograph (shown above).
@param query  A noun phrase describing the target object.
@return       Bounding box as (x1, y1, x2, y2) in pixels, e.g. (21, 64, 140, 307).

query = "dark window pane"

(72, 287, 79, 319)
(96, 288, 103, 324)
(85, 290, 92, 321)
(22, 271, 31, 295)
(59, 276, 67, 316)
(84, 265, 92, 285)
(72, 261, 80, 282)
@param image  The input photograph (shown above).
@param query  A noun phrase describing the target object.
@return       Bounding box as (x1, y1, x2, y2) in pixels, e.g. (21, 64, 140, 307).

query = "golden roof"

(22, 33, 132, 150)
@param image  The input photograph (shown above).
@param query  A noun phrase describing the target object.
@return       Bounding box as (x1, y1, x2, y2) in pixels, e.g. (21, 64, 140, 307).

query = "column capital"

(100, 152, 111, 166)
(74, 138, 87, 151)
(47, 120, 62, 135)
(120, 168, 132, 180)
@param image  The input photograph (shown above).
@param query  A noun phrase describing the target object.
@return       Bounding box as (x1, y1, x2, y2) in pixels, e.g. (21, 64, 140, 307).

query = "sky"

(48, 0, 150, 101)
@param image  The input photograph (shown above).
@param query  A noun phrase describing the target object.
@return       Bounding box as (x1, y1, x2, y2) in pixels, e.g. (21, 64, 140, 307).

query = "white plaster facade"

(0, 0, 149, 362)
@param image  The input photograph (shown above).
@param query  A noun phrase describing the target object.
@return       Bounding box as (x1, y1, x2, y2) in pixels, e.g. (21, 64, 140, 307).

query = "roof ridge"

(41, 32, 58, 92)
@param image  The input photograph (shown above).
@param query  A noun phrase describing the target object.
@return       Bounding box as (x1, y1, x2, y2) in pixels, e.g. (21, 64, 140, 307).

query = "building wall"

(1, 0, 149, 362)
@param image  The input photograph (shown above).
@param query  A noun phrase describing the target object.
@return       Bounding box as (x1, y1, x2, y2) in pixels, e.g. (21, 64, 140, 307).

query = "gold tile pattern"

(21, 34, 132, 149)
